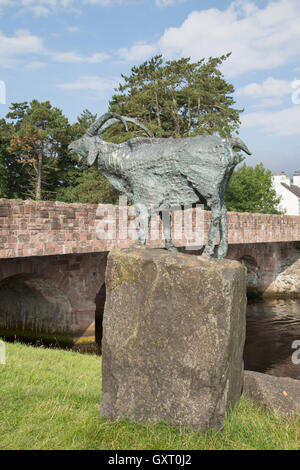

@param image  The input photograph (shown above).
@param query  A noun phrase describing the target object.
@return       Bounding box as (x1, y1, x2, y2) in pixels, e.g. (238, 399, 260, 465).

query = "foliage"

(56, 165, 120, 204)
(0, 104, 119, 203)
(225, 163, 282, 214)
(0, 341, 299, 450)
(5, 100, 72, 200)
(104, 54, 243, 143)
(0, 118, 25, 199)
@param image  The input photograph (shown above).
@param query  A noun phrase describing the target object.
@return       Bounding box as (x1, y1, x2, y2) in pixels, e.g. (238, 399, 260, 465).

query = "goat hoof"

(216, 247, 227, 259)
(166, 246, 178, 252)
(136, 243, 147, 249)
(201, 252, 212, 260)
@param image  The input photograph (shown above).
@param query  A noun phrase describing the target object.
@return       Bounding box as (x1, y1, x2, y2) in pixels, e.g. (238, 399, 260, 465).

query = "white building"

(272, 171, 300, 216)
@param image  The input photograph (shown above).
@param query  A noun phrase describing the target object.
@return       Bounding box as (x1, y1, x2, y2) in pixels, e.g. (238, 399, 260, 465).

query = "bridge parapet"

(0, 199, 299, 259)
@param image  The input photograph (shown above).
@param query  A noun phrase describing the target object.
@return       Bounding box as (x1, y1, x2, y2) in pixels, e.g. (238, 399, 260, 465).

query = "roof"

(281, 183, 300, 198)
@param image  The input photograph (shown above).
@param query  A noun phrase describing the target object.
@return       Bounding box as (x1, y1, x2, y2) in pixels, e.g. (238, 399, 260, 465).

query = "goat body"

(68, 113, 251, 258)
(99, 136, 238, 207)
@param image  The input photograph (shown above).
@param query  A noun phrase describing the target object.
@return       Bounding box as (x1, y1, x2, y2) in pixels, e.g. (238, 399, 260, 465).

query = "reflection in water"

(244, 298, 300, 379)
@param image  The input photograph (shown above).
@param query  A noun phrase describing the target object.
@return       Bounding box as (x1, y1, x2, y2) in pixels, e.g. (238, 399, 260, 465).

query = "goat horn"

(86, 112, 128, 137)
(118, 117, 152, 137)
(96, 115, 153, 137)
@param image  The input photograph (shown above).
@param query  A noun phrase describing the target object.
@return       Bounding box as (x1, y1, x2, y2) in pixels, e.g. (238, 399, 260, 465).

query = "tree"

(6, 102, 29, 129)
(7, 100, 72, 200)
(55, 166, 120, 204)
(105, 54, 242, 143)
(0, 118, 28, 199)
(225, 164, 282, 214)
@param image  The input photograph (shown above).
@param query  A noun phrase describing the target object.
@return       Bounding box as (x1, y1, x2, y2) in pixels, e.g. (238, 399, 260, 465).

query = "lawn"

(0, 341, 299, 450)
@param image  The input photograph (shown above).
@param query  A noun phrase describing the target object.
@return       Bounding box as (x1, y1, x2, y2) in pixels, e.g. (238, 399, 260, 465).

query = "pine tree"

(7, 100, 71, 200)
(105, 54, 242, 142)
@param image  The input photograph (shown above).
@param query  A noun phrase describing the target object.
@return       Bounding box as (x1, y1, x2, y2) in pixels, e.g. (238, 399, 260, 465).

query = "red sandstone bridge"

(1, 199, 299, 258)
(0, 199, 299, 345)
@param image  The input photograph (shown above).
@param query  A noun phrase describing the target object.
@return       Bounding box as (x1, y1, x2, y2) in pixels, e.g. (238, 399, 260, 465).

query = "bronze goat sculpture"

(69, 112, 251, 258)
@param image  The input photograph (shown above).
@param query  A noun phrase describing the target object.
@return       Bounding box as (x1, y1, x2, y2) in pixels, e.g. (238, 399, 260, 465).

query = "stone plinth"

(100, 247, 247, 431)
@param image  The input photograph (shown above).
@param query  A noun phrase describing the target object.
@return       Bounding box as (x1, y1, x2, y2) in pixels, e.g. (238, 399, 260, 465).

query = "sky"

(0, 0, 299, 175)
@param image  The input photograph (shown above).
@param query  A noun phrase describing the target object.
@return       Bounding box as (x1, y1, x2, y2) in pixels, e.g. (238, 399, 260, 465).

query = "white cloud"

(25, 60, 47, 70)
(118, 0, 300, 76)
(242, 105, 300, 136)
(0, 0, 55, 16)
(237, 78, 294, 99)
(237, 77, 296, 106)
(0, 0, 77, 16)
(0, 29, 44, 67)
(0, 28, 109, 68)
(30, 5, 51, 16)
(254, 97, 285, 108)
(57, 75, 118, 92)
(0, 0, 13, 14)
(83, 0, 121, 4)
(160, 0, 300, 76)
(155, 0, 185, 7)
(118, 43, 157, 62)
(0, 0, 123, 14)
(0, 0, 166, 15)
(50, 51, 109, 63)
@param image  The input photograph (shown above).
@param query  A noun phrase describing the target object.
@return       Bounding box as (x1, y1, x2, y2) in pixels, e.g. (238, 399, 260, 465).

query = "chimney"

(272, 173, 282, 186)
(293, 171, 300, 187)
(279, 171, 290, 186)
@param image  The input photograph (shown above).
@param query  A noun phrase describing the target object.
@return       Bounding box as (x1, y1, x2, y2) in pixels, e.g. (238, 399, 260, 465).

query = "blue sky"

(0, 0, 300, 175)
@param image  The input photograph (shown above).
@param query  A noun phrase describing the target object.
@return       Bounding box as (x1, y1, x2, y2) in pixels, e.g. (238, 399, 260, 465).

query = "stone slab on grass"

(243, 370, 300, 417)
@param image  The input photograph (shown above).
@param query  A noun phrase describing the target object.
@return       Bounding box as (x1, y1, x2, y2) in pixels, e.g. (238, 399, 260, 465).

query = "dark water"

(244, 298, 300, 379)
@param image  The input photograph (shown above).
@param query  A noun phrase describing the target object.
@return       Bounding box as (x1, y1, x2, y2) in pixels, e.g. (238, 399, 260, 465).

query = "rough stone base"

(243, 370, 300, 417)
(100, 247, 247, 431)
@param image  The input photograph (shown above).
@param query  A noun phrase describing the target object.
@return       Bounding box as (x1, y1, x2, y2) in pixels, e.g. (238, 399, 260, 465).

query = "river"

(244, 298, 300, 379)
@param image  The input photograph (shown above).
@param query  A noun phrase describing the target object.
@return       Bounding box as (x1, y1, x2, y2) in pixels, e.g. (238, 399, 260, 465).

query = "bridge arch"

(238, 254, 261, 296)
(95, 282, 106, 352)
(0, 252, 108, 345)
(0, 273, 72, 344)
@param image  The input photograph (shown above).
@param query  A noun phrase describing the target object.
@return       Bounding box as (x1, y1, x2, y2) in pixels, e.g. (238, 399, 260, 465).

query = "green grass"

(0, 341, 299, 450)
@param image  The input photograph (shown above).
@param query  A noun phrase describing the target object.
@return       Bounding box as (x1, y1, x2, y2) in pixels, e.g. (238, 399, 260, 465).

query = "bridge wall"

(0, 199, 300, 258)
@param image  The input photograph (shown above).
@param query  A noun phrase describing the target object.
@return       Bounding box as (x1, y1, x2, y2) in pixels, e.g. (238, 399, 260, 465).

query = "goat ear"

(87, 137, 101, 165)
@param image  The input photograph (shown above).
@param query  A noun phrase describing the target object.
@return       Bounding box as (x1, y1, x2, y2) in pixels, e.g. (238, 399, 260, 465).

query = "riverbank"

(0, 341, 299, 450)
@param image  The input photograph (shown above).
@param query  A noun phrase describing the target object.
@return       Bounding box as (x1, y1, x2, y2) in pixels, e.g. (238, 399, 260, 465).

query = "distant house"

(272, 172, 300, 216)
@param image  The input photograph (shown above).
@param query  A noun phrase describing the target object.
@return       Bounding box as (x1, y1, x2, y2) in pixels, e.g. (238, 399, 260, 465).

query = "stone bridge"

(0, 199, 299, 346)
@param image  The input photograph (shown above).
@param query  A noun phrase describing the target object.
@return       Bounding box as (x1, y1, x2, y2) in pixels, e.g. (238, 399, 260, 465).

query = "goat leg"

(160, 211, 178, 252)
(203, 200, 221, 257)
(216, 205, 228, 259)
(135, 203, 150, 246)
